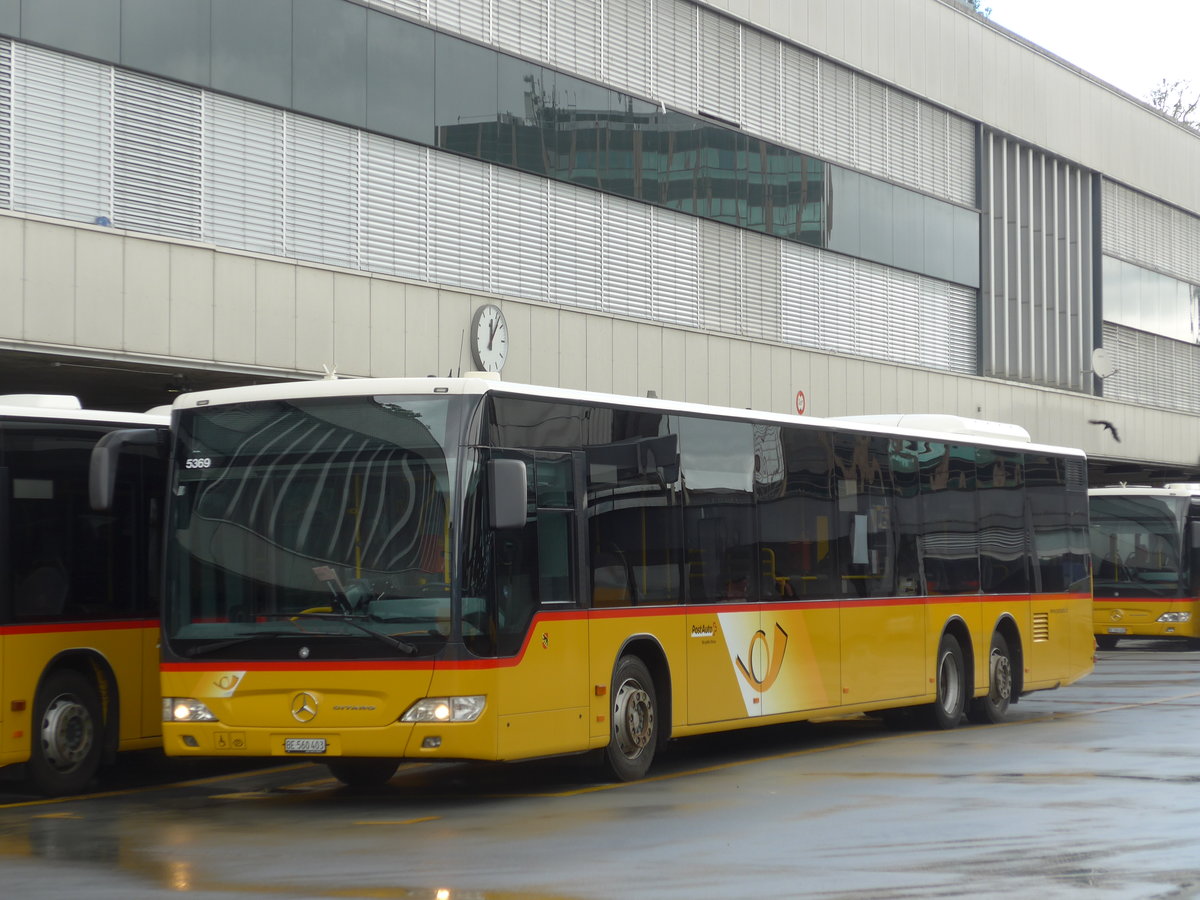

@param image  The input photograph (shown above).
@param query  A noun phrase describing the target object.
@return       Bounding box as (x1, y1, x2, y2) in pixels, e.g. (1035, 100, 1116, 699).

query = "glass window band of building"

(0, 0, 980, 289)
(1102, 255, 1200, 345)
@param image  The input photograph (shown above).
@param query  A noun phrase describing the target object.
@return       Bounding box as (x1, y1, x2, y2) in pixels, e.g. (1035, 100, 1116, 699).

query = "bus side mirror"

(488, 458, 527, 530)
(90, 428, 165, 512)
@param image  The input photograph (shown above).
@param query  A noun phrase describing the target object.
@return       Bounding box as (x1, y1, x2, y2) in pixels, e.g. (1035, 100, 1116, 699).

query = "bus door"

(678, 416, 761, 725)
(492, 450, 590, 758)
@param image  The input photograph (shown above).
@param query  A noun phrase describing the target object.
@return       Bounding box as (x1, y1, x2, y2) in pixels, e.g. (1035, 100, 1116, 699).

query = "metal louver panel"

(1102, 180, 1200, 287)
(699, 220, 742, 333)
(601, 195, 652, 318)
(361, 133, 427, 281)
(601, 0, 651, 98)
(817, 60, 855, 167)
(742, 230, 780, 341)
(550, 0, 601, 81)
(855, 77, 888, 175)
(888, 91, 920, 188)
(492, 165, 549, 303)
(0, 40, 11, 209)
(429, 152, 490, 291)
(741, 28, 780, 143)
(780, 44, 819, 157)
(548, 182, 602, 309)
(944, 114, 976, 207)
(651, 207, 699, 327)
(652, 0, 698, 113)
(429, 0, 491, 43)
(698, 8, 740, 125)
(286, 115, 359, 268)
(819, 250, 856, 356)
(113, 70, 202, 239)
(205, 94, 284, 256)
(981, 129, 1093, 391)
(365, 0, 428, 20)
(780, 242, 975, 373)
(12, 44, 111, 224)
(1103, 322, 1200, 413)
(780, 242, 820, 347)
(496, 0, 548, 62)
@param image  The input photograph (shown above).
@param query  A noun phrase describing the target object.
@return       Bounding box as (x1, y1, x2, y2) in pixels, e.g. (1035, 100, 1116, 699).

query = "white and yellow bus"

(159, 378, 1094, 784)
(0, 395, 167, 795)
(1091, 485, 1200, 648)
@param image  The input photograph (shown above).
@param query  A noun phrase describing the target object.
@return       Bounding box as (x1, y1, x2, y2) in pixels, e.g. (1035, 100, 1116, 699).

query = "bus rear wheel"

(327, 758, 399, 787)
(921, 633, 966, 730)
(28, 669, 103, 796)
(604, 655, 658, 781)
(967, 631, 1013, 724)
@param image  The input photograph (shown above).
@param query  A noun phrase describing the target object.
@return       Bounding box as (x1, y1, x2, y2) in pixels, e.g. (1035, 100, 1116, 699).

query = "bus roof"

(1091, 484, 1200, 498)
(0, 394, 168, 427)
(170, 376, 1084, 458)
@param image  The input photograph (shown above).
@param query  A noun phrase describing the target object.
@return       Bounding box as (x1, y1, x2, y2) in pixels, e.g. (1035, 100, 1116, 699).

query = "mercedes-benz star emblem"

(1110, 610, 1124, 622)
(291, 692, 318, 723)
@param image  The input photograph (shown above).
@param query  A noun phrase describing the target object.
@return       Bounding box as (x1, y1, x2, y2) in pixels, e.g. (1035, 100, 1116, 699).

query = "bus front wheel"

(921, 633, 966, 730)
(327, 759, 399, 787)
(28, 669, 103, 796)
(604, 655, 658, 781)
(1095, 635, 1120, 650)
(967, 631, 1013, 724)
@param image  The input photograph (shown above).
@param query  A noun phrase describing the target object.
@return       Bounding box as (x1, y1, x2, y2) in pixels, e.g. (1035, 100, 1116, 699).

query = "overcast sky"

(983, 0, 1200, 101)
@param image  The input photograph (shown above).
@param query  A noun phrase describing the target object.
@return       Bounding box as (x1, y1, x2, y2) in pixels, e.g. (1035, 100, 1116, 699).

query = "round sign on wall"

(795, 390, 806, 416)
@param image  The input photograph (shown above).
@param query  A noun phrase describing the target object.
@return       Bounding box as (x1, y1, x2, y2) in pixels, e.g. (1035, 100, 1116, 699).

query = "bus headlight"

(1157, 612, 1192, 623)
(401, 696, 486, 723)
(164, 698, 219, 722)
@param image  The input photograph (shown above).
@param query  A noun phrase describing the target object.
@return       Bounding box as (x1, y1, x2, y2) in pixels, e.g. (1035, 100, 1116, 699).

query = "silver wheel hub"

(937, 649, 962, 712)
(990, 649, 1012, 704)
(40, 694, 94, 772)
(612, 677, 654, 759)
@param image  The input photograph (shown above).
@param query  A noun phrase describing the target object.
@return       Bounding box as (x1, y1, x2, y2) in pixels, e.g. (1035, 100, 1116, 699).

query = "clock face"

(470, 304, 509, 372)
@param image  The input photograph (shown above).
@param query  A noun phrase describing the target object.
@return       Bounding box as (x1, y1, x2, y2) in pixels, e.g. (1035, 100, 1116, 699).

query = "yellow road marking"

(352, 816, 440, 826)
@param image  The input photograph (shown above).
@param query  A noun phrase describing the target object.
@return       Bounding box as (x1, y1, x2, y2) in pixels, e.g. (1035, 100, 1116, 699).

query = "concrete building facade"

(0, 0, 1197, 480)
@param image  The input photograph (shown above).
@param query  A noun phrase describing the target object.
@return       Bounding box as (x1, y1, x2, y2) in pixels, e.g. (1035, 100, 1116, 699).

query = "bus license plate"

(284, 738, 327, 754)
(1107, 627, 1127, 634)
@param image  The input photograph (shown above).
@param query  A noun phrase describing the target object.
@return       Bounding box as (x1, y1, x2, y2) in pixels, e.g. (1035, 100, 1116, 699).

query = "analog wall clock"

(470, 303, 509, 372)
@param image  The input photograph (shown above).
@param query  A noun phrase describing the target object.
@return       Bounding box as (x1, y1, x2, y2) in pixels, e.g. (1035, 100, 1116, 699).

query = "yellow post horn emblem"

(736, 623, 789, 692)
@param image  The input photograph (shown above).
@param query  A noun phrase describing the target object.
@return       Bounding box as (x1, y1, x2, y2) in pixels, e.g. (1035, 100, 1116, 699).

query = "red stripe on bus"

(161, 592, 1087, 675)
(0, 619, 158, 636)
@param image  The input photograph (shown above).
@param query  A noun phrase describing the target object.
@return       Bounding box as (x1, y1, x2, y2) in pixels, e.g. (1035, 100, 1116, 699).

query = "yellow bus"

(1091, 485, 1200, 648)
(159, 378, 1093, 784)
(0, 395, 167, 795)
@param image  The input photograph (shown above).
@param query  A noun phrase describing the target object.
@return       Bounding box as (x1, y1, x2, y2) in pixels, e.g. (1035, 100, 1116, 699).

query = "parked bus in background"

(157, 378, 1093, 785)
(0, 394, 168, 795)
(1090, 485, 1200, 649)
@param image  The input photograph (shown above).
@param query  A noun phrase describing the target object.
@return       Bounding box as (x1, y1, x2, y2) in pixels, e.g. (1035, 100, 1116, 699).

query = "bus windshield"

(1090, 494, 1187, 594)
(165, 394, 466, 659)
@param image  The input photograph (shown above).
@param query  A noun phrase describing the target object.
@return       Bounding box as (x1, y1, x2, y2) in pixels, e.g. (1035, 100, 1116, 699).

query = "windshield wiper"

(258, 611, 418, 655)
(181, 630, 297, 658)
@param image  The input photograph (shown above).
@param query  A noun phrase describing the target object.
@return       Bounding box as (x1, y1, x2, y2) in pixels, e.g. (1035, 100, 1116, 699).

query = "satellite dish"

(1091, 347, 1117, 379)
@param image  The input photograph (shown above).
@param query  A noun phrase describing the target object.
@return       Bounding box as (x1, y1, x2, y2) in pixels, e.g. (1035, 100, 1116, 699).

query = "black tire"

(967, 631, 1013, 724)
(604, 655, 658, 781)
(327, 758, 399, 787)
(920, 633, 966, 730)
(1095, 635, 1120, 650)
(27, 669, 103, 797)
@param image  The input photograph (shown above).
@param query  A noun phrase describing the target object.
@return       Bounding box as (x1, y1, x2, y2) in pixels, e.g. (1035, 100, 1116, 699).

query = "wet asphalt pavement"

(3, 642, 1200, 899)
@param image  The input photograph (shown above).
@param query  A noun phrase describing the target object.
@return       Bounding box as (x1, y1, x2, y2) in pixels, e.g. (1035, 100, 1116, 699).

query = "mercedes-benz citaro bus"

(155, 377, 1094, 785)
(0, 394, 168, 795)
(1091, 484, 1200, 649)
